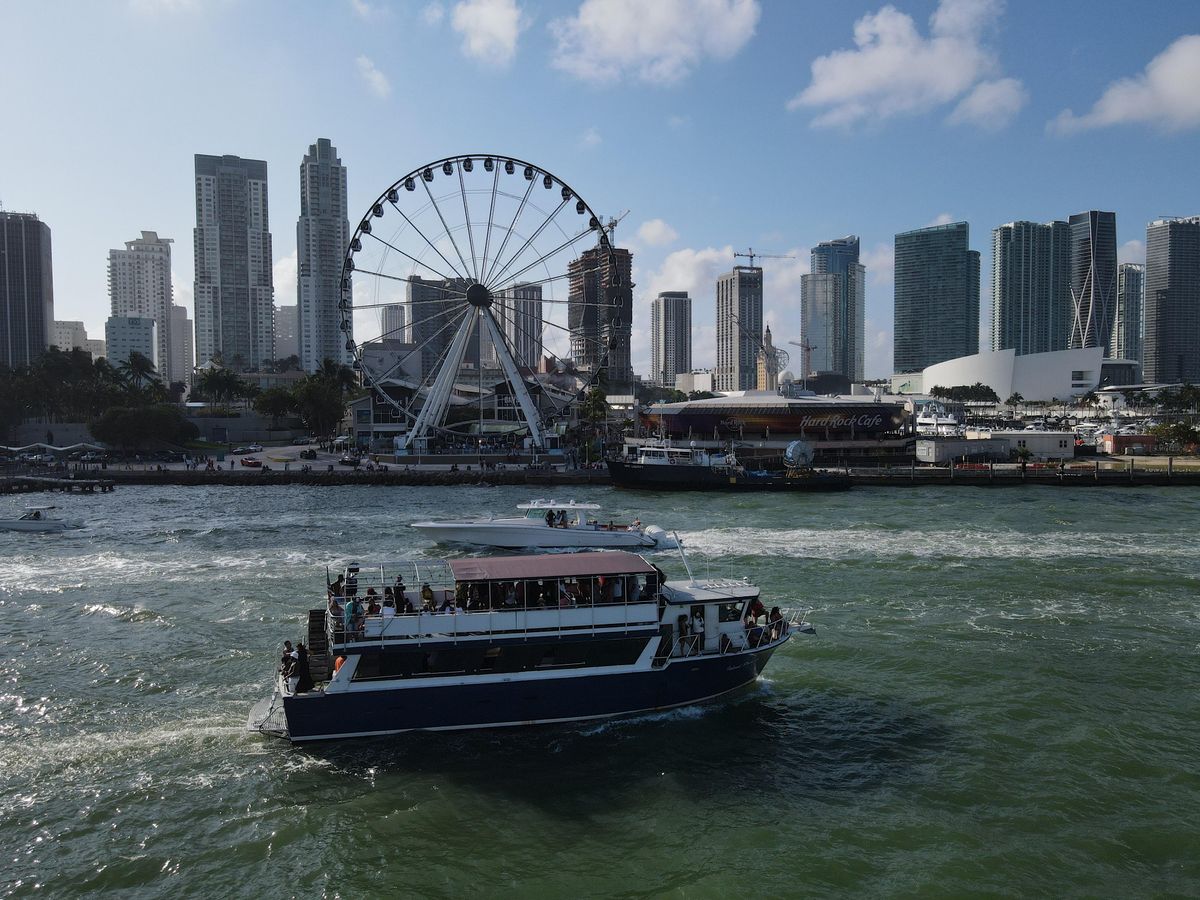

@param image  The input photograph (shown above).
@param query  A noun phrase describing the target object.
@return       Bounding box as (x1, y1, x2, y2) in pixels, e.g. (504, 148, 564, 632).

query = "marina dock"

(0, 475, 116, 495)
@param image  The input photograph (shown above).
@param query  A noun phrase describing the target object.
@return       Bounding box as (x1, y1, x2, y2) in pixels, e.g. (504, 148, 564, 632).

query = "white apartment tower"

(651, 291, 691, 387)
(297, 138, 351, 371)
(715, 266, 763, 392)
(108, 231, 173, 377)
(170, 304, 194, 383)
(193, 154, 274, 371)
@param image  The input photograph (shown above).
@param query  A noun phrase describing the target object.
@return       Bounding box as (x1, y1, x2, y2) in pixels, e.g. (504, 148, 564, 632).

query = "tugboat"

(411, 499, 678, 550)
(606, 440, 851, 492)
(247, 550, 808, 742)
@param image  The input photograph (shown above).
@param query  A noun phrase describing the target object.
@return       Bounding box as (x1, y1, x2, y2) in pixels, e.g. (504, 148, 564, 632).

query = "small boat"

(0, 506, 83, 533)
(411, 499, 678, 549)
(248, 549, 808, 742)
(607, 441, 851, 492)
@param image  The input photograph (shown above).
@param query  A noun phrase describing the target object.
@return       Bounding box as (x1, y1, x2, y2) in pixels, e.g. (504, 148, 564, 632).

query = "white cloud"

(926, 212, 955, 227)
(172, 274, 194, 317)
(1051, 34, 1200, 134)
(642, 245, 733, 303)
(273, 251, 298, 308)
(128, 0, 200, 12)
(788, 0, 1023, 130)
(580, 126, 602, 148)
(422, 1, 445, 25)
(451, 0, 524, 67)
(860, 242, 895, 287)
(1119, 240, 1146, 265)
(356, 55, 391, 99)
(667, 114, 689, 129)
(349, 0, 386, 20)
(550, 0, 760, 86)
(948, 77, 1027, 129)
(761, 249, 809, 335)
(636, 219, 678, 247)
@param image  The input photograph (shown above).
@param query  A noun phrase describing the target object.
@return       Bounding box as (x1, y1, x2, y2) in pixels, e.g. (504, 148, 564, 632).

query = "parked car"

(232, 446, 253, 455)
(239, 456, 262, 468)
(247, 444, 264, 452)
(299, 449, 317, 460)
(292, 437, 310, 446)
(338, 456, 361, 468)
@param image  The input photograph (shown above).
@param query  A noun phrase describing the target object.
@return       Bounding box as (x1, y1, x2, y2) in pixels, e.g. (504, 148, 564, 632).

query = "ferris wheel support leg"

(479, 308, 545, 450)
(404, 312, 475, 450)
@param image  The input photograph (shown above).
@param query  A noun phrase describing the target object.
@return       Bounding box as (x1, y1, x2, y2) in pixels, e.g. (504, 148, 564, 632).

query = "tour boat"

(0, 506, 83, 533)
(606, 440, 852, 492)
(247, 551, 808, 742)
(410, 499, 678, 550)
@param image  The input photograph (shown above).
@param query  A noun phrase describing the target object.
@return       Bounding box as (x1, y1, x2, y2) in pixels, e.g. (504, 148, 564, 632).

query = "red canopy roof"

(449, 551, 656, 582)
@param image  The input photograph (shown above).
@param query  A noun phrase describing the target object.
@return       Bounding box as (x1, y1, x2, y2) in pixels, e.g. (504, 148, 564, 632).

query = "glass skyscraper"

(297, 138, 351, 372)
(1068, 210, 1118, 351)
(715, 266, 762, 391)
(1111, 263, 1144, 364)
(802, 235, 865, 380)
(0, 211, 54, 370)
(893, 222, 979, 373)
(991, 220, 1071, 355)
(1144, 217, 1200, 383)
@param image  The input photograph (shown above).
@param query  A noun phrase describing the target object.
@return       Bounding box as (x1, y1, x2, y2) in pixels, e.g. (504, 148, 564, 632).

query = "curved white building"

(921, 346, 1103, 402)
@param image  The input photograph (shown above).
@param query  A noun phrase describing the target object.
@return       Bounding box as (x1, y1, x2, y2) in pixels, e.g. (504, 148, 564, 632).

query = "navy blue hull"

(282, 646, 778, 741)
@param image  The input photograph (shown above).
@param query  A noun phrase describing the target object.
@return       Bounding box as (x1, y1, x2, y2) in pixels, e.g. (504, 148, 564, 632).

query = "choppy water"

(2, 485, 1199, 897)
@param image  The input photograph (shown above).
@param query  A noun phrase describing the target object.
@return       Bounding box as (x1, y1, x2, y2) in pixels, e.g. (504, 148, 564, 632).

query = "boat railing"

(659, 618, 793, 661)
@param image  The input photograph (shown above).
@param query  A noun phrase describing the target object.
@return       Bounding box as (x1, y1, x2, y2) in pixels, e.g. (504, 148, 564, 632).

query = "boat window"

(718, 602, 743, 623)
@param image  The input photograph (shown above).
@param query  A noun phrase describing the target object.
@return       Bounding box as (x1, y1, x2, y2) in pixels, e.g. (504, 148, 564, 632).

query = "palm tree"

(317, 359, 358, 393)
(117, 351, 159, 390)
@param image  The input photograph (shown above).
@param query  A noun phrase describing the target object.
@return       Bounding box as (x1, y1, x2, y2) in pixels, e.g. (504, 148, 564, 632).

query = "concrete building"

(894, 222, 979, 373)
(193, 154, 274, 371)
(1112, 263, 1144, 364)
(0, 211, 54, 369)
(921, 346, 1103, 403)
(406, 277, 460, 380)
(498, 283, 543, 369)
(108, 231, 173, 378)
(802, 236, 865, 380)
(105, 315, 157, 371)
(1068, 210, 1118, 351)
(1144, 216, 1200, 384)
(52, 320, 88, 351)
(170, 304, 194, 383)
(991, 220, 1071, 354)
(274, 303, 299, 360)
(568, 245, 633, 388)
(675, 370, 714, 393)
(650, 291, 691, 387)
(715, 265, 763, 391)
(380, 303, 405, 342)
(297, 138, 351, 372)
(85, 338, 106, 359)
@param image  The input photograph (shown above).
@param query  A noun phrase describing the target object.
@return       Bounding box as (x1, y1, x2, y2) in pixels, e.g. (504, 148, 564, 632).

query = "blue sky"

(2, 0, 1198, 377)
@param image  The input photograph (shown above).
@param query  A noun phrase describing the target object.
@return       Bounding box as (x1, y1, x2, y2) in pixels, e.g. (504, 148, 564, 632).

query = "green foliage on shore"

(90, 405, 199, 449)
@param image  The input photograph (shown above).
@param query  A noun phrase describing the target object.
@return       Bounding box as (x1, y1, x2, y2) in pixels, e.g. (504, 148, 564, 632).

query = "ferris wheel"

(340, 154, 622, 451)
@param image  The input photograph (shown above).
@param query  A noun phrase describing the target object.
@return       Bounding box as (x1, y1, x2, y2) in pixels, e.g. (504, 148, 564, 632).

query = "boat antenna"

(673, 532, 699, 587)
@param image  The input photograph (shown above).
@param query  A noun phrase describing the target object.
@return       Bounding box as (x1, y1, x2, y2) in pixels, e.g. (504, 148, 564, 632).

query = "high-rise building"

(381, 304, 406, 342)
(568, 245, 633, 388)
(108, 230, 173, 377)
(650, 291, 691, 388)
(1144, 217, 1200, 383)
(85, 338, 106, 359)
(802, 235, 866, 380)
(274, 304, 299, 360)
(105, 315, 157, 370)
(0, 211, 54, 370)
(1068, 210, 1118, 351)
(991, 220, 1071, 355)
(498, 283, 543, 369)
(893, 222, 980, 373)
(170, 304, 194, 383)
(297, 138, 351, 372)
(193, 154, 274, 371)
(715, 265, 763, 391)
(406, 277, 460, 379)
(1112, 263, 1144, 364)
(52, 320, 89, 351)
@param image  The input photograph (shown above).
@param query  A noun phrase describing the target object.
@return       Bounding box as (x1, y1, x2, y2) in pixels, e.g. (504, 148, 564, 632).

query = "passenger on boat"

(768, 607, 783, 640)
(690, 610, 705, 653)
(558, 585, 575, 608)
(327, 574, 345, 600)
(328, 594, 344, 618)
(438, 592, 454, 613)
(345, 566, 359, 598)
(420, 582, 435, 611)
(556, 510, 568, 527)
(366, 588, 381, 615)
(402, 597, 416, 615)
(295, 642, 314, 693)
(677, 615, 691, 655)
(503, 584, 518, 608)
(545, 509, 555, 528)
(381, 597, 395, 618)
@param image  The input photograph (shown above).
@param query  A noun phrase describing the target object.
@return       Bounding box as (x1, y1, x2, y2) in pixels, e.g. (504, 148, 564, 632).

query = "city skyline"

(1, 1, 1197, 379)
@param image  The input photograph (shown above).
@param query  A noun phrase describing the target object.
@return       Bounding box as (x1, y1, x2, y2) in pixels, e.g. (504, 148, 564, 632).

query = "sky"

(2, 0, 1199, 378)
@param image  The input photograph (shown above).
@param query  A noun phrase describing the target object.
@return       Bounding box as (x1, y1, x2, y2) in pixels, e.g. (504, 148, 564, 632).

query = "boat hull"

(411, 521, 657, 549)
(279, 645, 778, 742)
(0, 520, 82, 533)
(606, 460, 851, 492)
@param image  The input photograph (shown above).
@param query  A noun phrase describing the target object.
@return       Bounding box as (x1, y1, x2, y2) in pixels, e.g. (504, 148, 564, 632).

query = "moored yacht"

(411, 499, 677, 550)
(247, 551, 807, 742)
(607, 440, 851, 492)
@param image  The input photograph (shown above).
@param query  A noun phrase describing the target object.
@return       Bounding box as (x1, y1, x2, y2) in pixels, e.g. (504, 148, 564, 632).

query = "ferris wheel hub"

(465, 282, 493, 309)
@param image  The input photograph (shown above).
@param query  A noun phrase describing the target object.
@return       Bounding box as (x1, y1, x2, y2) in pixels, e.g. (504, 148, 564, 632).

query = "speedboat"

(0, 506, 83, 533)
(411, 499, 678, 549)
(247, 550, 807, 742)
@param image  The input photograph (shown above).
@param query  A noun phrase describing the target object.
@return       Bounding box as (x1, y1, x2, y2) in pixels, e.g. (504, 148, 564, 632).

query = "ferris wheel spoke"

(406, 313, 477, 448)
(363, 231, 462, 285)
(420, 177, 474, 284)
(352, 268, 470, 300)
(367, 305, 471, 384)
(388, 199, 469, 282)
(480, 165, 500, 291)
(487, 227, 599, 296)
(458, 167, 480, 282)
(479, 308, 545, 448)
(484, 197, 571, 290)
(482, 176, 536, 286)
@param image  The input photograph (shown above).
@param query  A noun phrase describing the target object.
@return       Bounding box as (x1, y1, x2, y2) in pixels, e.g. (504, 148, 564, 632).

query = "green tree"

(254, 387, 296, 427)
(90, 405, 199, 451)
(292, 376, 345, 437)
(117, 350, 159, 389)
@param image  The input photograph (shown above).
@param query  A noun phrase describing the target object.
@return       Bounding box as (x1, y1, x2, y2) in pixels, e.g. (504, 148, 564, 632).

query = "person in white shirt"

(690, 611, 705, 653)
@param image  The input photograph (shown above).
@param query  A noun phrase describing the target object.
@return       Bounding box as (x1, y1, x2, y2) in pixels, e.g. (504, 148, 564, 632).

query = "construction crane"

(605, 209, 630, 239)
(734, 247, 794, 267)
(788, 339, 819, 391)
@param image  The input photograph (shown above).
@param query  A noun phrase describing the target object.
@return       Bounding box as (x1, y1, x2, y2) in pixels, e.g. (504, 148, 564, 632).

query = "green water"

(2, 485, 1198, 897)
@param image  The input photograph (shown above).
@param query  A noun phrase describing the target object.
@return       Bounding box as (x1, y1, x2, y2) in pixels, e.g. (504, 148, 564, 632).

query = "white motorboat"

(411, 499, 678, 550)
(0, 506, 84, 533)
